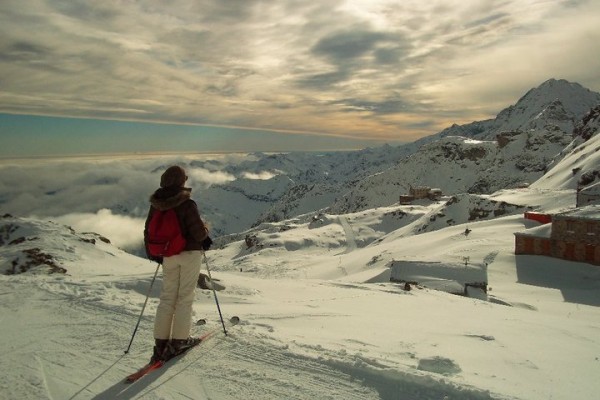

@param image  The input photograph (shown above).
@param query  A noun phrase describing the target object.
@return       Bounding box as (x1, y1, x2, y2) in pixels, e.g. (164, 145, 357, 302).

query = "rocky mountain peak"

(573, 105, 600, 140)
(516, 78, 600, 119)
(493, 79, 598, 134)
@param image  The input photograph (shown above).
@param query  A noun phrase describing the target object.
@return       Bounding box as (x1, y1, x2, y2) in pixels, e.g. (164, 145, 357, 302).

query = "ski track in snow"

(338, 216, 358, 255)
(4, 278, 378, 400)
(35, 356, 55, 400)
(0, 276, 502, 400)
(222, 337, 497, 400)
(188, 337, 378, 400)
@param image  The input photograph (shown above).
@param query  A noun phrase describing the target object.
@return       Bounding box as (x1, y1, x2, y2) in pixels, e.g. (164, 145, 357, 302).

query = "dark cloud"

(404, 120, 441, 130)
(295, 27, 411, 90)
(294, 70, 351, 89)
(310, 27, 413, 71)
(192, 0, 260, 22)
(49, 0, 121, 24)
(562, 0, 590, 8)
(205, 82, 239, 97)
(464, 12, 510, 29)
(4, 41, 50, 59)
(332, 98, 409, 115)
(312, 29, 388, 62)
(374, 47, 403, 65)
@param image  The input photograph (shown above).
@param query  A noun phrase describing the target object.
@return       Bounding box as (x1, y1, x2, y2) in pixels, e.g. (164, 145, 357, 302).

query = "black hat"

(160, 165, 187, 188)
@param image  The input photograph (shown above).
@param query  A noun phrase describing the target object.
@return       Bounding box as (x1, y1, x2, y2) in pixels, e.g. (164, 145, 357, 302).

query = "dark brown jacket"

(144, 186, 209, 258)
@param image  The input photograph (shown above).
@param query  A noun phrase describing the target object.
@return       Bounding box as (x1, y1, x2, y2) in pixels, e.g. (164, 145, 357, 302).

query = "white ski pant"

(154, 251, 202, 340)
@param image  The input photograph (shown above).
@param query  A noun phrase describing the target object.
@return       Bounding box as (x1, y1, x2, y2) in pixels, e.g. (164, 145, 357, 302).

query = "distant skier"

(144, 165, 211, 362)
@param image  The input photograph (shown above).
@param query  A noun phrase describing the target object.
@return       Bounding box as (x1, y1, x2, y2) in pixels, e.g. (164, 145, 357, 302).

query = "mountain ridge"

(293, 78, 600, 217)
(206, 78, 600, 230)
(0, 78, 598, 241)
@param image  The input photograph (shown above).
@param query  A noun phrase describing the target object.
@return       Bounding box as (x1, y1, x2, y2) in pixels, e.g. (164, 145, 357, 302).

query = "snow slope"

(532, 126, 600, 191)
(2, 197, 600, 400)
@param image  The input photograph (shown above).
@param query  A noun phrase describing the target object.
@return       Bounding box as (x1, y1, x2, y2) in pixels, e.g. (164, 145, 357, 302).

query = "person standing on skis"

(144, 165, 210, 362)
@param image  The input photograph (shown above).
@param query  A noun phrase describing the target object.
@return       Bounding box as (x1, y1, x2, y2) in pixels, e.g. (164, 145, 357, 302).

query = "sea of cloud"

(242, 171, 279, 180)
(51, 208, 146, 254)
(0, 154, 268, 253)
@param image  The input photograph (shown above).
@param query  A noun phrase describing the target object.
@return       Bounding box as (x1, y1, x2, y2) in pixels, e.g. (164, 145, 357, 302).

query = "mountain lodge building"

(514, 205, 600, 265)
(399, 186, 443, 204)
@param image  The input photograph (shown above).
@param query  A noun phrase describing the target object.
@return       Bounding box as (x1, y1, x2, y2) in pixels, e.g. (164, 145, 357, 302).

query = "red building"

(515, 205, 600, 265)
(524, 211, 552, 224)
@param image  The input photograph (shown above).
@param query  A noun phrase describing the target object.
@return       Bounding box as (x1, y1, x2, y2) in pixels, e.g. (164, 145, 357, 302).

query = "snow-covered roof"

(555, 204, 600, 220)
(390, 260, 487, 287)
(580, 181, 600, 195)
(514, 223, 552, 238)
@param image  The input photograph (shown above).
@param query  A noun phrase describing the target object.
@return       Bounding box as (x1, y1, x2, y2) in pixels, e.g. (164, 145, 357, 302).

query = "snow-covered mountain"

(211, 79, 599, 228)
(218, 129, 600, 252)
(433, 78, 600, 141)
(573, 104, 600, 141)
(326, 129, 570, 214)
(0, 213, 154, 283)
(2, 130, 600, 400)
(0, 79, 597, 241)
(201, 145, 417, 234)
(323, 79, 600, 214)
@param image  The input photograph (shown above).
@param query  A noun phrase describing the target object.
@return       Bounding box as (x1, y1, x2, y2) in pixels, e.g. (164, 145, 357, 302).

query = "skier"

(144, 165, 210, 362)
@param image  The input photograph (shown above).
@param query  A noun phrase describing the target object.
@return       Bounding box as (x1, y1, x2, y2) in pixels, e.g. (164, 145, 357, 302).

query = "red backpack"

(147, 208, 186, 257)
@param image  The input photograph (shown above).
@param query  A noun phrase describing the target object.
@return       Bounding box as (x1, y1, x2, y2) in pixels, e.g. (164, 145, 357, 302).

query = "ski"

(124, 360, 163, 383)
(124, 316, 240, 383)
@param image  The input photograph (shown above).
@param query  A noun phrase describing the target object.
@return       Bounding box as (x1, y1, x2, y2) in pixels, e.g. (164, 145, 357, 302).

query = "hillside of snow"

(2, 184, 599, 400)
(327, 130, 569, 214)
(533, 114, 600, 191)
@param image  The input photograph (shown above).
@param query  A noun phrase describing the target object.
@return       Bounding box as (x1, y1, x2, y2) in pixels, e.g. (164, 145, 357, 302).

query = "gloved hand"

(149, 255, 163, 264)
(202, 236, 213, 250)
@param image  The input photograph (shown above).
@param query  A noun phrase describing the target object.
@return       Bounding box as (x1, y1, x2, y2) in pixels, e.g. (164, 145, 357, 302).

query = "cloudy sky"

(1, 0, 599, 156)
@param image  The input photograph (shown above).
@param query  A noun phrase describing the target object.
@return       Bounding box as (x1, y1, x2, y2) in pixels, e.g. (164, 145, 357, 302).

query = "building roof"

(580, 181, 600, 195)
(554, 204, 600, 220)
(514, 223, 552, 238)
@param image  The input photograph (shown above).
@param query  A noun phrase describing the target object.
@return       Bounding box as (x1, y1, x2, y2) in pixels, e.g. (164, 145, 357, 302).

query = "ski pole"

(202, 252, 228, 335)
(124, 262, 161, 354)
